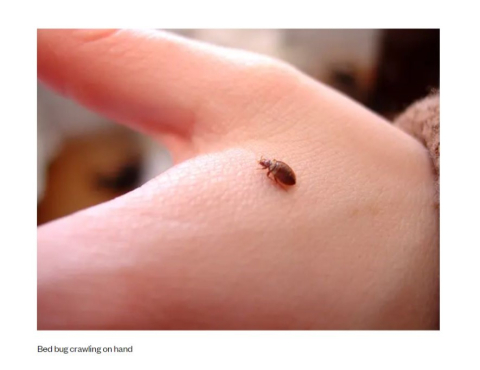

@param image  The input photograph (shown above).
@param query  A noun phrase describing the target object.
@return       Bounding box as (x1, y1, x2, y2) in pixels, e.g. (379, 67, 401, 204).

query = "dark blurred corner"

(37, 128, 142, 225)
(367, 29, 440, 117)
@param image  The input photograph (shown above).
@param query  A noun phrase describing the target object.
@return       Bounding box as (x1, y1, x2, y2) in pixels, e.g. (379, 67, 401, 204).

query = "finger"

(37, 29, 279, 138)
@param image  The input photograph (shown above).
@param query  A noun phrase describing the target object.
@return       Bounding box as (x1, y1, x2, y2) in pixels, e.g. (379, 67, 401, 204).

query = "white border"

(1, 0, 479, 368)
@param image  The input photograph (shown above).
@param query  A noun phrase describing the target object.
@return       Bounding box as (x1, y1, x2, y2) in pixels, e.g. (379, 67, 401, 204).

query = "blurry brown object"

(394, 92, 440, 205)
(368, 29, 440, 117)
(37, 128, 142, 225)
(326, 61, 378, 104)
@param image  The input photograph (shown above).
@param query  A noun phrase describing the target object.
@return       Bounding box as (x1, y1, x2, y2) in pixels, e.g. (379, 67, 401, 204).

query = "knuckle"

(230, 54, 303, 106)
(244, 56, 298, 88)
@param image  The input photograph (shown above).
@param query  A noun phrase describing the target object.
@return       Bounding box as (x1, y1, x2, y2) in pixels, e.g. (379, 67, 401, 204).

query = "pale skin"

(37, 29, 439, 329)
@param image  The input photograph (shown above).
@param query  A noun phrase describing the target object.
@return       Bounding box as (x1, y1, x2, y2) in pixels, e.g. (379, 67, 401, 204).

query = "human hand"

(37, 29, 438, 329)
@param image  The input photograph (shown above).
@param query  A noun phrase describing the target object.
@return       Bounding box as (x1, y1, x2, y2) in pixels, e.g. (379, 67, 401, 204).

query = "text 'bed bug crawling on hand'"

(258, 156, 296, 186)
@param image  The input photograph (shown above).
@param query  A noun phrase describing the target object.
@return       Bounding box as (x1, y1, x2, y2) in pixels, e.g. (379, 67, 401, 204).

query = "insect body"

(258, 157, 296, 186)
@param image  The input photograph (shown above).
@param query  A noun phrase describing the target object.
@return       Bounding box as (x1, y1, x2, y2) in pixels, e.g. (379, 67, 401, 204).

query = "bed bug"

(258, 157, 296, 186)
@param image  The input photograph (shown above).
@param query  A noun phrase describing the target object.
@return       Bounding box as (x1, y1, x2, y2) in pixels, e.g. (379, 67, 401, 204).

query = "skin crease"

(37, 29, 439, 330)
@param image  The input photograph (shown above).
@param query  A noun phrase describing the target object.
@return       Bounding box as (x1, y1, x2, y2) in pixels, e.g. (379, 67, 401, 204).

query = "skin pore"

(37, 29, 439, 329)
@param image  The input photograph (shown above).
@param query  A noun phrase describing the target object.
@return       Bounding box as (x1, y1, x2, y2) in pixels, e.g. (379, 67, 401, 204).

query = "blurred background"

(37, 29, 439, 225)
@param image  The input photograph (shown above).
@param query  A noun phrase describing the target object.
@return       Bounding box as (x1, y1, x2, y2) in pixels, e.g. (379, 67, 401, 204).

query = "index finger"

(37, 29, 278, 138)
